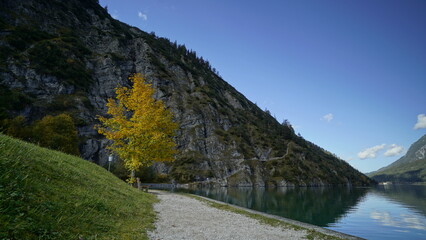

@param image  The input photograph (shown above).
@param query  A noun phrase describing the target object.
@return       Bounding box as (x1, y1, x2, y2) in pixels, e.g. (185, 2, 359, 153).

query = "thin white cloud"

(321, 113, 333, 122)
(414, 114, 426, 129)
(358, 144, 385, 159)
(384, 144, 404, 157)
(138, 11, 148, 21)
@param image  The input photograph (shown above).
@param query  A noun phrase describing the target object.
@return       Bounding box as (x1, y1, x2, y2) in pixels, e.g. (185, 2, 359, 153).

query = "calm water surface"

(174, 185, 426, 240)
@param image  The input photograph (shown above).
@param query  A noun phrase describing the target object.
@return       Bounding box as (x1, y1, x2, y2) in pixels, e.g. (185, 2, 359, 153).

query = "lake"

(174, 185, 426, 240)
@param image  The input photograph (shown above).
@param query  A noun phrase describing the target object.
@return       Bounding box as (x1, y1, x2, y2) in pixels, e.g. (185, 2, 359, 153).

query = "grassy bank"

(0, 134, 157, 240)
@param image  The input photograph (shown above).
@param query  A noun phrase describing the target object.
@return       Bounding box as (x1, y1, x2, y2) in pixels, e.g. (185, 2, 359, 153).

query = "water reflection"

(370, 211, 426, 231)
(372, 185, 426, 216)
(181, 186, 368, 227)
(175, 185, 426, 239)
(366, 185, 426, 234)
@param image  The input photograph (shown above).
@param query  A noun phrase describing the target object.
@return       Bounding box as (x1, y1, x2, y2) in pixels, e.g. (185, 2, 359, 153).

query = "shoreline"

(149, 190, 364, 240)
(191, 194, 364, 240)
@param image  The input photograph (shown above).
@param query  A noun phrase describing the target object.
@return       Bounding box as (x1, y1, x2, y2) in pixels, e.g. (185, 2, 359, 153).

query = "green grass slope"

(0, 134, 157, 240)
(368, 134, 426, 183)
(369, 158, 426, 183)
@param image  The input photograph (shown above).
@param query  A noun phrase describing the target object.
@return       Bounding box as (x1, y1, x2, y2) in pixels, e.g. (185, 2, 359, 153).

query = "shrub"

(32, 114, 80, 156)
(1, 116, 32, 141)
(0, 85, 34, 120)
(1, 114, 81, 156)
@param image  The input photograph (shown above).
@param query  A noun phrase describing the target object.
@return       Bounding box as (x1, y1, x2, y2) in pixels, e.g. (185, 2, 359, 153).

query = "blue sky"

(99, 0, 426, 173)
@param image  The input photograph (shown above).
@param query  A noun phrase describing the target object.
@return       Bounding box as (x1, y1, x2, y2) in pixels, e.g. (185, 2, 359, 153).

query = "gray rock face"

(415, 145, 426, 160)
(0, 0, 373, 186)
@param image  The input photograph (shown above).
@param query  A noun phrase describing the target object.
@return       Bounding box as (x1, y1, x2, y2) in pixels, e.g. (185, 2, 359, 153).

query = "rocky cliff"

(0, 0, 373, 186)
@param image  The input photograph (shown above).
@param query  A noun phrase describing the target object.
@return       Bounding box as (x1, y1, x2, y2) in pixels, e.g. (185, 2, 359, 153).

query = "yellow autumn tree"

(96, 73, 177, 182)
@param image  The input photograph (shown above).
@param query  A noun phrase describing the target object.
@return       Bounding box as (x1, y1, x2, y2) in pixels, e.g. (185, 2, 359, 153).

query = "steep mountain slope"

(369, 135, 426, 183)
(0, 0, 372, 186)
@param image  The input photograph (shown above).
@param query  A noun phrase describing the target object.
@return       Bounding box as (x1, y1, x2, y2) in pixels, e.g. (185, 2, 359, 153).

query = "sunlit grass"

(0, 134, 157, 239)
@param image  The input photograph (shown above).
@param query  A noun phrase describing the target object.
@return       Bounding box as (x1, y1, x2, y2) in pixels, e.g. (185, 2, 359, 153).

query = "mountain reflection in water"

(177, 186, 368, 227)
(173, 185, 426, 239)
(372, 185, 426, 217)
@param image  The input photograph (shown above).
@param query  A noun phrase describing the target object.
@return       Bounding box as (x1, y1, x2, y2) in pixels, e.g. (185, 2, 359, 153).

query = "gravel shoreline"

(148, 191, 363, 240)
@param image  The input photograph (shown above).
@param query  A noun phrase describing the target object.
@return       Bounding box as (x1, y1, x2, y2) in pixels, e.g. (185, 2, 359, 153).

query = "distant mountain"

(0, 0, 373, 186)
(368, 135, 426, 183)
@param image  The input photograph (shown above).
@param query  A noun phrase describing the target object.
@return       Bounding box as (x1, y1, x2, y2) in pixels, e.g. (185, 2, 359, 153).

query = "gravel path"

(148, 191, 309, 240)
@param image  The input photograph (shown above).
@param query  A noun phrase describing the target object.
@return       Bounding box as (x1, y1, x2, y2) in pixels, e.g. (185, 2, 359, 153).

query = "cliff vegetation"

(0, 0, 373, 186)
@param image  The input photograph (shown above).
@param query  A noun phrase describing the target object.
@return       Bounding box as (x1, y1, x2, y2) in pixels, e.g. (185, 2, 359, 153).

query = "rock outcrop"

(0, 0, 373, 186)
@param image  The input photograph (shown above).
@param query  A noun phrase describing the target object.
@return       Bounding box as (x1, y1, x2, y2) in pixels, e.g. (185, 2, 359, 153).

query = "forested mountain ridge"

(0, 0, 373, 186)
(368, 135, 426, 183)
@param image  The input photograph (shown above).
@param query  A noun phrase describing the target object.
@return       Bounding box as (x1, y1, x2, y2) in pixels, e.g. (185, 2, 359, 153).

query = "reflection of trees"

(263, 187, 368, 227)
(372, 185, 426, 217)
(186, 187, 368, 227)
